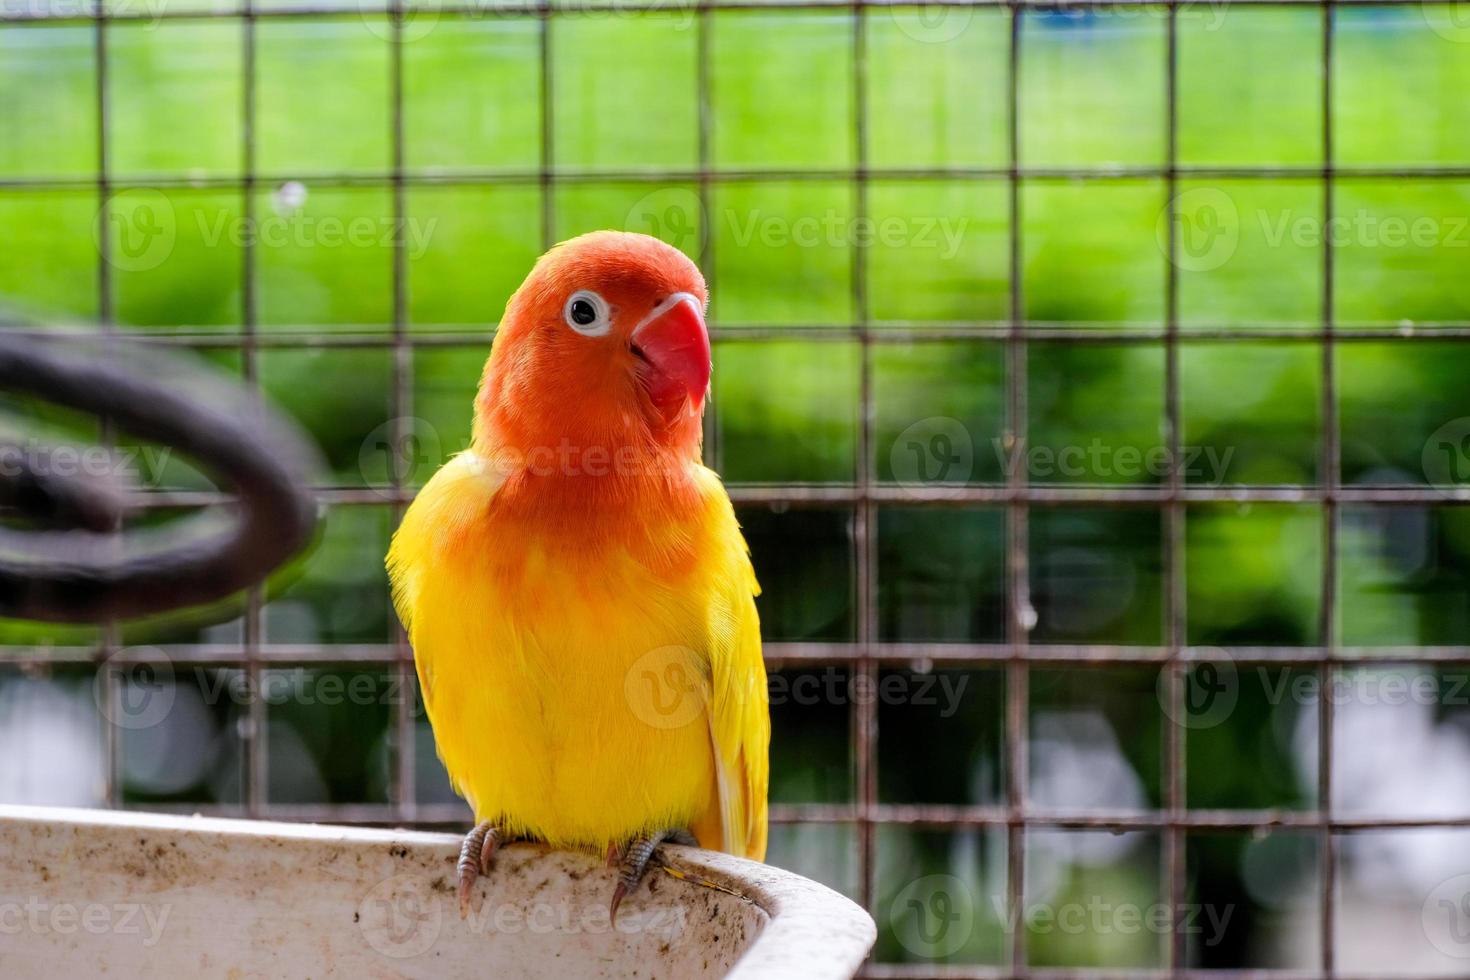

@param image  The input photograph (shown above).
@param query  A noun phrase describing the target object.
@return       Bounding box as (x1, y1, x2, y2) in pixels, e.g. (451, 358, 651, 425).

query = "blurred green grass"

(2, 9, 1467, 332)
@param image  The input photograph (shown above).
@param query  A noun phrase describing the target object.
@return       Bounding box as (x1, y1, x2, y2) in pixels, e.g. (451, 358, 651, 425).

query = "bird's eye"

(562, 289, 611, 337)
(569, 299, 596, 325)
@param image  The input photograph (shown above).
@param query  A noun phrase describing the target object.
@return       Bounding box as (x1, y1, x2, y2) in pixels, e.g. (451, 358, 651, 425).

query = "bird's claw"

(608, 828, 697, 925)
(457, 821, 505, 919)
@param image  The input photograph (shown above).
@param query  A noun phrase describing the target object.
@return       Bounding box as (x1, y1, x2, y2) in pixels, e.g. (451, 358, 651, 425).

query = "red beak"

(631, 292, 710, 415)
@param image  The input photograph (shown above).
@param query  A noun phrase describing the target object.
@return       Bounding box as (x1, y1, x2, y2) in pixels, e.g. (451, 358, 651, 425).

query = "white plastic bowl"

(0, 805, 874, 979)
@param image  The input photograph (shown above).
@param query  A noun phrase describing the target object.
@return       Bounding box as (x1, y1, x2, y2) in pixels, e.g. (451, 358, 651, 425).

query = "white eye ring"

(563, 289, 612, 337)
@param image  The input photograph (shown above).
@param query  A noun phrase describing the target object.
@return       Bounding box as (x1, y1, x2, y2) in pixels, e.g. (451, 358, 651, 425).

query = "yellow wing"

(695, 465, 770, 860)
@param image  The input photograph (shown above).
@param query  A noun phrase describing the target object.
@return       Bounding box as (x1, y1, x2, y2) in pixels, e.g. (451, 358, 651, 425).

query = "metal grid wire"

(2, 1, 1469, 977)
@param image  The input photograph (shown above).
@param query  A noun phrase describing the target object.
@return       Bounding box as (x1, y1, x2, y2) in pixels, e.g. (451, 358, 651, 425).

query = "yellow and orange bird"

(387, 231, 768, 920)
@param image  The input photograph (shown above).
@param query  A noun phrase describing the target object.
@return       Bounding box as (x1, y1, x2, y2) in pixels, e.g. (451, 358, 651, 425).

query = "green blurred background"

(2, 4, 1470, 973)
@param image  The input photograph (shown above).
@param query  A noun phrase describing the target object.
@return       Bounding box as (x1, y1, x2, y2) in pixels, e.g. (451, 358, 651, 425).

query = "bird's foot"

(457, 821, 515, 919)
(608, 828, 698, 925)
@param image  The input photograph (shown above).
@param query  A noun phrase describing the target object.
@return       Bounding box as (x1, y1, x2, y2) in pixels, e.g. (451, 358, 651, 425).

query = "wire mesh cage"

(2, 0, 1470, 976)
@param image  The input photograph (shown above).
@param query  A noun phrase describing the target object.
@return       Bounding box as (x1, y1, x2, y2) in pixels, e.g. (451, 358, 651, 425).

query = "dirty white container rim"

(0, 804, 875, 979)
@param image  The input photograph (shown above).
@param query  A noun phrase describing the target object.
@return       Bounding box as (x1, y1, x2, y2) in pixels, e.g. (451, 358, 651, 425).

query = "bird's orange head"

(474, 231, 710, 469)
